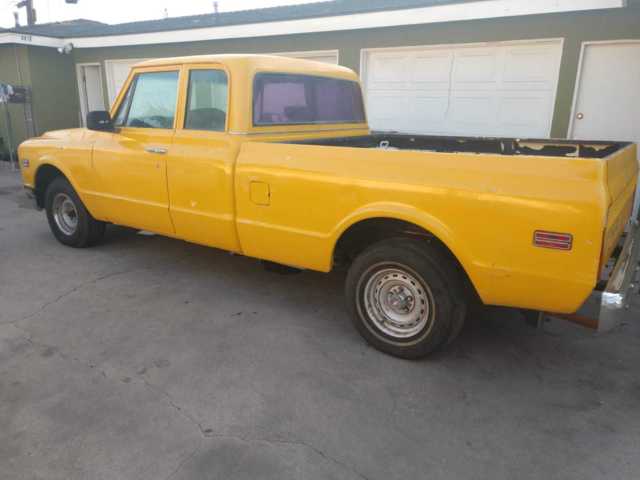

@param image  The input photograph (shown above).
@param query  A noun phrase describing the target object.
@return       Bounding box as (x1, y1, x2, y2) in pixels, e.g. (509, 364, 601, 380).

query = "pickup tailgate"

(602, 144, 639, 264)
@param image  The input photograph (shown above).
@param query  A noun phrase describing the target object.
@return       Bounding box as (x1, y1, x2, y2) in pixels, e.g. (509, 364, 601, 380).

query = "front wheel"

(345, 238, 467, 359)
(45, 177, 105, 247)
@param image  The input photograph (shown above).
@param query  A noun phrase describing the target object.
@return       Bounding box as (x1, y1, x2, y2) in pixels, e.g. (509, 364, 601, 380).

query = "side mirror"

(86, 111, 114, 132)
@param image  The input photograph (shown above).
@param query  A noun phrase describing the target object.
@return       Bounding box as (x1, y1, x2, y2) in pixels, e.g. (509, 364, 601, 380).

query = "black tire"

(44, 177, 105, 247)
(345, 237, 468, 359)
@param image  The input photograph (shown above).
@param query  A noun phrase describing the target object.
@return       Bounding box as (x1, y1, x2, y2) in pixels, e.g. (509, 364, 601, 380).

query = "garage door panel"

(368, 54, 411, 87)
(363, 41, 561, 137)
(449, 95, 496, 133)
(410, 95, 451, 130)
(452, 50, 499, 84)
(503, 46, 559, 84)
(412, 53, 453, 84)
(274, 51, 339, 65)
(105, 58, 151, 107)
(367, 93, 413, 130)
(498, 95, 551, 137)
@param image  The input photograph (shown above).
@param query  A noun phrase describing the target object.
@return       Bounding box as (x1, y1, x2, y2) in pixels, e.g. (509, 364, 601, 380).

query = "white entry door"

(76, 64, 106, 126)
(362, 40, 563, 138)
(570, 41, 640, 218)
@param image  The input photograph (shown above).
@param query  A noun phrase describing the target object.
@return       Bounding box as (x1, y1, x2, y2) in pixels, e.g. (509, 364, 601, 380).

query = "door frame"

(568, 39, 640, 139)
(359, 37, 564, 138)
(75, 62, 106, 126)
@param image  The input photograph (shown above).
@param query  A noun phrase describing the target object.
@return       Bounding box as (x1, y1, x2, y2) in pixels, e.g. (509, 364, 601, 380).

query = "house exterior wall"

(0, 44, 79, 153)
(3, 1, 639, 149)
(27, 46, 81, 137)
(0, 44, 31, 151)
(71, 2, 640, 139)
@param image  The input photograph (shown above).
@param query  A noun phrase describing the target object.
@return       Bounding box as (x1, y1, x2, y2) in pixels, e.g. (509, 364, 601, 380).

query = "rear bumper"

(573, 219, 640, 332)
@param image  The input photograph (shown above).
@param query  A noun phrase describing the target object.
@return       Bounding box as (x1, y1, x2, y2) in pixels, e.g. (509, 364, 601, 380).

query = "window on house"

(252, 73, 366, 126)
(118, 71, 179, 129)
(184, 69, 228, 132)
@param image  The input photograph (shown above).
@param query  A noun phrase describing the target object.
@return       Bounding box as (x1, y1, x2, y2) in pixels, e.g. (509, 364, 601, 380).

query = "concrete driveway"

(1, 166, 639, 480)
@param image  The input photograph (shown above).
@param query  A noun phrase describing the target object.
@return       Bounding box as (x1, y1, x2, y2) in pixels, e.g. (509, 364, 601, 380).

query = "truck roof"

(134, 54, 359, 81)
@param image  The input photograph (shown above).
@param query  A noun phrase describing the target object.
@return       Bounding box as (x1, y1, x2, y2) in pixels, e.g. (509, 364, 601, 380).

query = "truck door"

(91, 68, 178, 235)
(167, 66, 241, 252)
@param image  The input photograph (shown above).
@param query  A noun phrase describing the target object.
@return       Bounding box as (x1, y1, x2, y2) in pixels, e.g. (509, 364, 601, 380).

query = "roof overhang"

(0, 0, 627, 49)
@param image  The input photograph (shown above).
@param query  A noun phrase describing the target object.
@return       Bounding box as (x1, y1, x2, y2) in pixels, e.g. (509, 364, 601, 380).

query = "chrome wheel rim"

(52, 193, 78, 236)
(363, 266, 433, 339)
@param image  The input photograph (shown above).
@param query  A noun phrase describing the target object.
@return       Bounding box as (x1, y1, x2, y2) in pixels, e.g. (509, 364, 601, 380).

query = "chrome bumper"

(574, 219, 640, 332)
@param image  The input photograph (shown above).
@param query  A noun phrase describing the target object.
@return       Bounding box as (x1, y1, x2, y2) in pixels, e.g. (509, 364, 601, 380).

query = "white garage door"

(271, 50, 339, 65)
(362, 40, 562, 138)
(105, 58, 151, 107)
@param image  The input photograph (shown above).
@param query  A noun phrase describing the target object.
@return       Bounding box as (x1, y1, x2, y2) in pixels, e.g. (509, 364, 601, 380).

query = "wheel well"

(333, 217, 481, 302)
(34, 165, 65, 208)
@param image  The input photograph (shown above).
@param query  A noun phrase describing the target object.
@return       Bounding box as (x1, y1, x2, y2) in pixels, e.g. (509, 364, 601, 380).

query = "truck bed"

(230, 132, 637, 313)
(291, 133, 630, 159)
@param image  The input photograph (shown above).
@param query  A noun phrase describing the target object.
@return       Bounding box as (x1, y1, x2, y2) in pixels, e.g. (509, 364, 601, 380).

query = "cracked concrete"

(1, 166, 640, 480)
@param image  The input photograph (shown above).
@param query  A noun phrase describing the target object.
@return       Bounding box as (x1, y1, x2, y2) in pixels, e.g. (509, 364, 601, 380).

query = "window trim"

(112, 68, 181, 131)
(251, 72, 366, 128)
(113, 74, 138, 128)
(182, 67, 229, 133)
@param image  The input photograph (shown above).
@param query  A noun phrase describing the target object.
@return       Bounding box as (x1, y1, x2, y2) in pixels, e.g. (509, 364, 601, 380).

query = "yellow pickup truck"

(18, 55, 640, 358)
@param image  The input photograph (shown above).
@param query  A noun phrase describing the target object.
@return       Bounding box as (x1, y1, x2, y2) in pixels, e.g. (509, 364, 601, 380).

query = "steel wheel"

(52, 192, 79, 236)
(363, 264, 434, 339)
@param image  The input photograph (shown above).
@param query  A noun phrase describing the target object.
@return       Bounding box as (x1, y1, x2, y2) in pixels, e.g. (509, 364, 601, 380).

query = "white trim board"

(0, 0, 625, 49)
(0, 32, 64, 48)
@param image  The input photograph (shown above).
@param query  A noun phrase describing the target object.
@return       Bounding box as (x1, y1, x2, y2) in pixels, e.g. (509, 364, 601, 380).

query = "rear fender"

(331, 202, 480, 294)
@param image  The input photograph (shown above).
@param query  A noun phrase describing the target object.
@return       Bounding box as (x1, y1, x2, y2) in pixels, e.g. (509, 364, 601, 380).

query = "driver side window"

(113, 71, 179, 129)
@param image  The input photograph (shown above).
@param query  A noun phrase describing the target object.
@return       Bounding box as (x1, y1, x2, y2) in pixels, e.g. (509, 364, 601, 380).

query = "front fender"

(27, 146, 96, 217)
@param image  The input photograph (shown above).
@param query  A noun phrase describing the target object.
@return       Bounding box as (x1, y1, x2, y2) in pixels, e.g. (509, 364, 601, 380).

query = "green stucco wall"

(0, 44, 31, 155)
(72, 2, 640, 138)
(28, 46, 81, 137)
(0, 44, 79, 155)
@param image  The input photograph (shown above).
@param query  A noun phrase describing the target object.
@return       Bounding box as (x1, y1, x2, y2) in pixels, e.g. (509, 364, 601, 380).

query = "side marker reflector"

(534, 231, 573, 250)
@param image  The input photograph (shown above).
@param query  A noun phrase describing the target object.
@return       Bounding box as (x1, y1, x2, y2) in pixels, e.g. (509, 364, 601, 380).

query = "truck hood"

(39, 128, 87, 141)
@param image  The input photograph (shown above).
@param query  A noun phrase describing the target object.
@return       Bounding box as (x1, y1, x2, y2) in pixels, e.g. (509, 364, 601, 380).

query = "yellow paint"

(17, 55, 639, 315)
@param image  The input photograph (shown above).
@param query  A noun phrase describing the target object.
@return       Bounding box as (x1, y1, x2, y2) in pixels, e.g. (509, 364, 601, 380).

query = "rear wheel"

(45, 177, 105, 247)
(346, 238, 468, 359)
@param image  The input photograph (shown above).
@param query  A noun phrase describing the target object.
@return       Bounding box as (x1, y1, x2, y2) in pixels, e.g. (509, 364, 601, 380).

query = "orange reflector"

(533, 231, 573, 250)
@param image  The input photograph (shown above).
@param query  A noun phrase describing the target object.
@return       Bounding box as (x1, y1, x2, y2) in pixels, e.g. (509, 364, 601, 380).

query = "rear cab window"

(252, 73, 366, 126)
(113, 70, 179, 129)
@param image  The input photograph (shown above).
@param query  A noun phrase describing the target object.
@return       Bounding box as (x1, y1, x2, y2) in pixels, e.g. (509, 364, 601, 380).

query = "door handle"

(145, 146, 168, 154)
